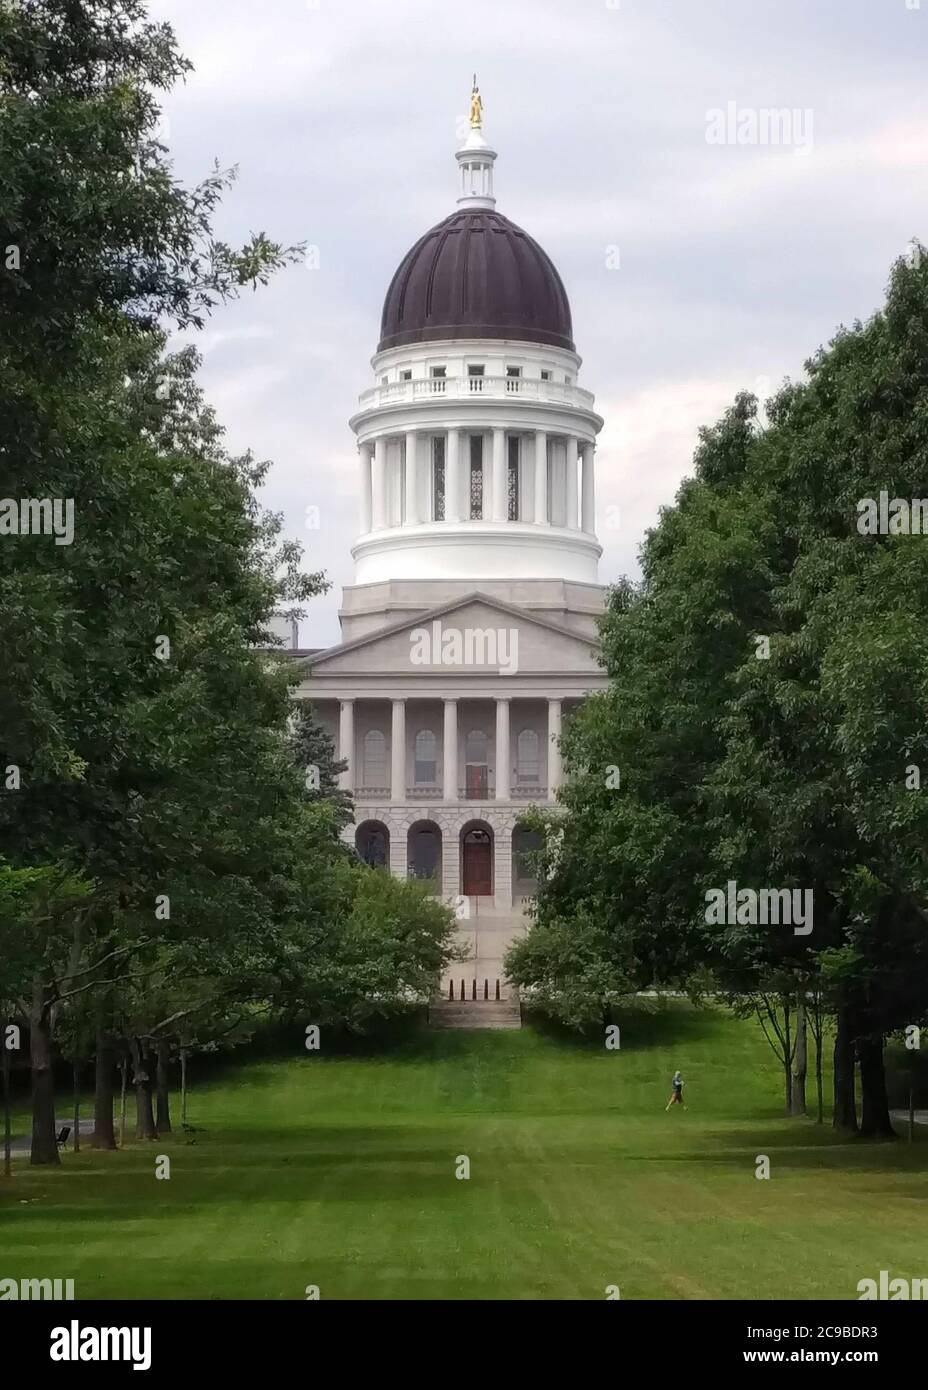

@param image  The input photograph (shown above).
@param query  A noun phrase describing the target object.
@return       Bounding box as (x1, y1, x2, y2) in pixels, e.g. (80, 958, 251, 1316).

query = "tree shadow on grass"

(2, 1130, 519, 1233)
(524, 1000, 735, 1052)
(645, 1125, 928, 1177)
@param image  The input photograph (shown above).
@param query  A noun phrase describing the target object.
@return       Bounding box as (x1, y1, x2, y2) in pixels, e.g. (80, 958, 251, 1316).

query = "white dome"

(346, 120, 603, 588)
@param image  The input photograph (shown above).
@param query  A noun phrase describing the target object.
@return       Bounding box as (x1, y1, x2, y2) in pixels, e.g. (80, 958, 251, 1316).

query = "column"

(547, 698, 562, 801)
(404, 431, 419, 525)
(534, 430, 548, 524)
(338, 699, 355, 791)
(495, 698, 511, 801)
(359, 443, 372, 534)
(372, 436, 387, 530)
(565, 436, 579, 530)
(445, 428, 461, 522)
(491, 426, 507, 521)
(391, 699, 406, 802)
(581, 442, 595, 534)
(390, 831, 408, 880)
(443, 698, 458, 801)
(494, 825, 512, 910)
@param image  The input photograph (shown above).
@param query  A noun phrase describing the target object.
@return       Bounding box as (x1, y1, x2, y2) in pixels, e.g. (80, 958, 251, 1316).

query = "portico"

(326, 693, 569, 804)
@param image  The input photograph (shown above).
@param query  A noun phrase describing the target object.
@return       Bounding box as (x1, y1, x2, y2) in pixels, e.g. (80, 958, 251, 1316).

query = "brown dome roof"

(378, 209, 574, 353)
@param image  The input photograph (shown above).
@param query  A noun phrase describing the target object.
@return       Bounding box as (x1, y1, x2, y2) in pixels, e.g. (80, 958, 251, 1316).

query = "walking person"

(665, 1069, 686, 1110)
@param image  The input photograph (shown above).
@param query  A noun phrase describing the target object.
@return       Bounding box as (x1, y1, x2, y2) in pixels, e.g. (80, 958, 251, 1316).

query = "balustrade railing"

(357, 375, 595, 411)
(355, 780, 549, 803)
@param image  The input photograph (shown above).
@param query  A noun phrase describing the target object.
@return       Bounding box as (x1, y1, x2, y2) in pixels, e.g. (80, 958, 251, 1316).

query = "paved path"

(890, 1109, 928, 1132)
(7, 1118, 95, 1158)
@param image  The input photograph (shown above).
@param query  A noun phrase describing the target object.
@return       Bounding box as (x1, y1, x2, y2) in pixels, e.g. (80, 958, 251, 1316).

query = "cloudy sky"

(149, 0, 926, 646)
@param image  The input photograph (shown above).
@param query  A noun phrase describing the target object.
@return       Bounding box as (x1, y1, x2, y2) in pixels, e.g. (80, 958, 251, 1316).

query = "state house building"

(297, 87, 609, 993)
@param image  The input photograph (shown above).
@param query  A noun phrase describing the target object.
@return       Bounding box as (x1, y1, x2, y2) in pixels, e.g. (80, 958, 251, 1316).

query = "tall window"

(465, 729, 489, 799)
(414, 729, 437, 784)
(465, 729, 488, 764)
(469, 435, 483, 520)
(363, 729, 386, 786)
(432, 437, 445, 521)
(517, 729, 540, 784)
(508, 435, 520, 521)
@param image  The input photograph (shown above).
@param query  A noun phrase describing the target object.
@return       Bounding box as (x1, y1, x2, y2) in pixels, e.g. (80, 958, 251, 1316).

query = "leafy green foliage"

(513, 249, 928, 1097)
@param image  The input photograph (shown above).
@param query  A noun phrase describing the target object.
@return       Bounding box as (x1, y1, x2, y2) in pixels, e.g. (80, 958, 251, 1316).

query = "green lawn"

(2, 1002, 925, 1300)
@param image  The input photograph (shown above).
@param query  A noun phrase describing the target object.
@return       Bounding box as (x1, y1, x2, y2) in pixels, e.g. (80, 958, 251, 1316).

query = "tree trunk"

(782, 997, 792, 1116)
(832, 1004, 858, 1133)
(791, 1003, 807, 1116)
(92, 1023, 116, 1149)
(814, 1021, 824, 1124)
(29, 984, 59, 1166)
(858, 1035, 895, 1138)
(2, 1039, 11, 1178)
(130, 1038, 157, 1140)
(181, 1049, 188, 1126)
(155, 1040, 172, 1134)
(72, 1059, 81, 1153)
(119, 1055, 128, 1147)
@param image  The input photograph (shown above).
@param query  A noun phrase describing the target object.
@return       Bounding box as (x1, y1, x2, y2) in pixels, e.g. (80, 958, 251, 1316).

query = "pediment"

(303, 592, 601, 677)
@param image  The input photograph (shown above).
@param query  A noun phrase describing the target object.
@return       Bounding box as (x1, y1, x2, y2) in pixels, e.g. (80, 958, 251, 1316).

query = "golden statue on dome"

(469, 76, 483, 128)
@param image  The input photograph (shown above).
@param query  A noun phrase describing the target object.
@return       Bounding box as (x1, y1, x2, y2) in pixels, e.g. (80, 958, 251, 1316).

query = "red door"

(465, 764, 488, 800)
(462, 830, 492, 896)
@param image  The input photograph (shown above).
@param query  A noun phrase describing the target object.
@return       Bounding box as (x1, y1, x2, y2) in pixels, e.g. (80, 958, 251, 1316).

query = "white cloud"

(145, 0, 928, 644)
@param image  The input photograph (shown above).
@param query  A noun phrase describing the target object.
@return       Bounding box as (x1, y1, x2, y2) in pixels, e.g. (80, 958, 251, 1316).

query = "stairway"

(428, 997, 522, 1030)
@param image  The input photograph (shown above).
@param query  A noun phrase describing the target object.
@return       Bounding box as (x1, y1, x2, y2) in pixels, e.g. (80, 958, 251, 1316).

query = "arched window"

(356, 821, 389, 870)
(517, 729, 540, 784)
(512, 825, 542, 894)
(414, 729, 437, 785)
(363, 729, 386, 786)
(408, 821, 442, 884)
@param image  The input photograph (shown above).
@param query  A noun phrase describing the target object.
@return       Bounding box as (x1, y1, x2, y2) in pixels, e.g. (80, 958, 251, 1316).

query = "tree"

(289, 702, 353, 833)
(516, 248, 928, 1143)
(511, 398, 776, 1019)
(0, 0, 321, 1160)
(0, 862, 94, 1163)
